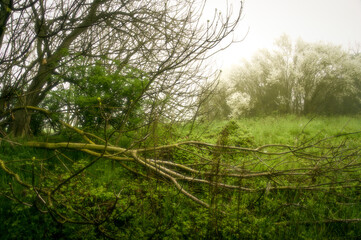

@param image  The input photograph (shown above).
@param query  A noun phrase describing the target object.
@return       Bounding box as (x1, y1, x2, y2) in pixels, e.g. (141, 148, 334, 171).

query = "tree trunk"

(8, 1, 104, 137)
(12, 109, 32, 137)
(10, 67, 49, 137)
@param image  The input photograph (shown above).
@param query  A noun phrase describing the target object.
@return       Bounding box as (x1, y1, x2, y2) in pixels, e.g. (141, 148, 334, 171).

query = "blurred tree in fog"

(225, 35, 361, 117)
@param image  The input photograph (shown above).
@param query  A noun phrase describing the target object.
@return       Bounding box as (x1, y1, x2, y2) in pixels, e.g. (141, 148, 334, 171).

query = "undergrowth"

(0, 115, 360, 239)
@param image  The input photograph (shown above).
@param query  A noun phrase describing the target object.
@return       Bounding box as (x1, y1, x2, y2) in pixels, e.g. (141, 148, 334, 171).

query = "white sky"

(206, 0, 361, 70)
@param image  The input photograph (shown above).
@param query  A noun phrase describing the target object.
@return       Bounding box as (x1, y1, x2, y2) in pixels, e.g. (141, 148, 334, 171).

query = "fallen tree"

(1, 107, 360, 237)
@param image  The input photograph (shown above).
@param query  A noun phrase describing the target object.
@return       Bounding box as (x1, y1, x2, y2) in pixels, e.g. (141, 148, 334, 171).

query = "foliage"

(42, 62, 149, 133)
(198, 81, 232, 121)
(224, 35, 361, 117)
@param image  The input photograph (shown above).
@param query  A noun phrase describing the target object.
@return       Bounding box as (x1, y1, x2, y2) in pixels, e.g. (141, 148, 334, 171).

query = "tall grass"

(184, 115, 361, 146)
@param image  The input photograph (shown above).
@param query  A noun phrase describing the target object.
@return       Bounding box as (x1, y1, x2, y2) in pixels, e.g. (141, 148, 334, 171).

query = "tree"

(228, 35, 361, 117)
(41, 61, 148, 132)
(197, 79, 233, 121)
(0, 0, 243, 136)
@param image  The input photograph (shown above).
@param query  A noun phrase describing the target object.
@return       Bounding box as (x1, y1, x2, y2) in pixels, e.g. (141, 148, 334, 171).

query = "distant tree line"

(200, 35, 361, 119)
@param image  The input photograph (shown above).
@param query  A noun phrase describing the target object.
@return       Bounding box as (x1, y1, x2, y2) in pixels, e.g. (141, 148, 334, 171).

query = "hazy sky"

(207, 0, 361, 69)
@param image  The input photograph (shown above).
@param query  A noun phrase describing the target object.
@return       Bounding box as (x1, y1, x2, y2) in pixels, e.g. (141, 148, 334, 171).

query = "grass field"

(1, 115, 360, 239)
(186, 115, 361, 145)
